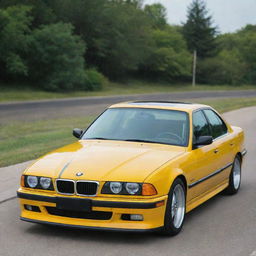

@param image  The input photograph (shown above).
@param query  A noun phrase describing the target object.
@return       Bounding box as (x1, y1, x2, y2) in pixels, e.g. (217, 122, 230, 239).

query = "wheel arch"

(236, 152, 242, 163)
(175, 175, 188, 193)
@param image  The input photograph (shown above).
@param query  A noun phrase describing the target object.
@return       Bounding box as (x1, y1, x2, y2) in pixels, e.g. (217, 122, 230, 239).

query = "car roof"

(109, 101, 210, 112)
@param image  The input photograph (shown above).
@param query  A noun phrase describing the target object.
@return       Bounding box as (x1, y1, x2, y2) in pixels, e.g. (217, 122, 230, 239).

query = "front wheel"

(224, 156, 242, 195)
(160, 178, 186, 236)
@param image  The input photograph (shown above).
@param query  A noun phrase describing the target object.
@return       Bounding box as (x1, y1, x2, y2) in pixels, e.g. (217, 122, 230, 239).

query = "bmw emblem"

(76, 172, 83, 177)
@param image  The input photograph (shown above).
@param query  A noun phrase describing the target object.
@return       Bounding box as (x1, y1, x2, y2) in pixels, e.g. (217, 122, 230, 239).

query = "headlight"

(40, 177, 51, 189)
(126, 183, 139, 195)
(24, 175, 54, 190)
(27, 176, 38, 188)
(102, 182, 156, 196)
(110, 182, 122, 194)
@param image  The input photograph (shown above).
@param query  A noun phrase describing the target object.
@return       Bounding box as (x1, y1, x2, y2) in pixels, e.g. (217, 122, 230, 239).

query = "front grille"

(56, 179, 98, 196)
(56, 180, 75, 194)
(77, 181, 98, 196)
(46, 207, 112, 220)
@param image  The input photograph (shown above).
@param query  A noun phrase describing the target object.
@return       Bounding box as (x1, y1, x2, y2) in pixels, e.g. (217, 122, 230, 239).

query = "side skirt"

(186, 179, 229, 213)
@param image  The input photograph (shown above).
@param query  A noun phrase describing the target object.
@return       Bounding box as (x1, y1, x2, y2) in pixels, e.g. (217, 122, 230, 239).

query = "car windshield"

(82, 108, 189, 146)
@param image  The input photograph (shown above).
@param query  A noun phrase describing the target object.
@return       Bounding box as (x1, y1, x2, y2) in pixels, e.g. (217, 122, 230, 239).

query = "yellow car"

(17, 101, 246, 236)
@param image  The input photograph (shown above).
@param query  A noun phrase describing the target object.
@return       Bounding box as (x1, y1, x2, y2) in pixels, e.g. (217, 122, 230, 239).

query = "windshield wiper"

(124, 139, 159, 144)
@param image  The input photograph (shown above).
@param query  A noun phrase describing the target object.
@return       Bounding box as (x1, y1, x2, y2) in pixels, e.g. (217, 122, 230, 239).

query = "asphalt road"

(0, 106, 256, 256)
(1, 90, 256, 123)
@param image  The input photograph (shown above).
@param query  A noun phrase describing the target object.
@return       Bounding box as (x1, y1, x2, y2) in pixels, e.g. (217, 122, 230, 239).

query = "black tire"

(159, 178, 186, 236)
(224, 155, 242, 195)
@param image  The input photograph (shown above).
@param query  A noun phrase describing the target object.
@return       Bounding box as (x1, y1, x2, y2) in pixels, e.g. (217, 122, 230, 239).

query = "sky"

(144, 0, 256, 33)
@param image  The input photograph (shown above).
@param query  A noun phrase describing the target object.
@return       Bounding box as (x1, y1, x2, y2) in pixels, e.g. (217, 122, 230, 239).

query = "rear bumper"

(17, 190, 167, 231)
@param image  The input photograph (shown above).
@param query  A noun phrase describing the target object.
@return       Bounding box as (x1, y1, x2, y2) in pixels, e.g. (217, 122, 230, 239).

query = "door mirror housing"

(193, 136, 213, 148)
(73, 128, 83, 139)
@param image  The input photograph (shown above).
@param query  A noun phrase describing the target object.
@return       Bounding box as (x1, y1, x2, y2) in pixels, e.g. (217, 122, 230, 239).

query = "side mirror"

(193, 136, 213, 148)
(73, 128, 83, 139)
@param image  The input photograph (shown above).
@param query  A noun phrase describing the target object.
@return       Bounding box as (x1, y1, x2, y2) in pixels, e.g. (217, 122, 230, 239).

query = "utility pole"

(192, 49, 197, 87)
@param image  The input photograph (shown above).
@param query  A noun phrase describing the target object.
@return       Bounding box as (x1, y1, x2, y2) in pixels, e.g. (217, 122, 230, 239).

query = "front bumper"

(17, 190, 167, 231)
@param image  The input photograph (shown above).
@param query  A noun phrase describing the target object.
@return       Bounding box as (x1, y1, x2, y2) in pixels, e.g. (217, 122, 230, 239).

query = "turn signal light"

(142, 183, 157, 196)
(20, 175, 25, 187)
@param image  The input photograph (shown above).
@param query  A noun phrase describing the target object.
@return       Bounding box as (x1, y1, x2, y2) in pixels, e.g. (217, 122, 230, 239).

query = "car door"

(188, 110, 219, 199)
(203, 109, 234, 186)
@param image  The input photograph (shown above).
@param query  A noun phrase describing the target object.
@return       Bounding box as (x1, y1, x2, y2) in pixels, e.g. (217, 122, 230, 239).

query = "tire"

(159, 178, 186, 236)
(224, 155, 242, 195)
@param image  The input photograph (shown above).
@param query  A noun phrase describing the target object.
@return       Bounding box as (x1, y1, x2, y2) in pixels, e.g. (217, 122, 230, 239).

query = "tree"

(183, 0, 218, 58)
(28, 23, 87, 91)
(218, 25, 256, 84)
(144, 3, 167, 29)
(50, 0, 152, 79)
(238, 30, 256, 84)
(0, 0, 56, 27)
(0, 5, 32, 80)
(141, 26, 192, 81)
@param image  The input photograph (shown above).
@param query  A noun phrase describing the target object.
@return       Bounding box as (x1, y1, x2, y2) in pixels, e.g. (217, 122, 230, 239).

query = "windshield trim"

(81, 107, 190, 147)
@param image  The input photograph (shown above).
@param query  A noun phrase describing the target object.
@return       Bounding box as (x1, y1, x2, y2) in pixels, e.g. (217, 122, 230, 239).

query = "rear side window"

(203, 109, 227, 139)
(193, 110, 211, 141)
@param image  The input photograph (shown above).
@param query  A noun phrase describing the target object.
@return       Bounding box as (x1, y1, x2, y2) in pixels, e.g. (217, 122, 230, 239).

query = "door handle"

(214, 149, 219, 154)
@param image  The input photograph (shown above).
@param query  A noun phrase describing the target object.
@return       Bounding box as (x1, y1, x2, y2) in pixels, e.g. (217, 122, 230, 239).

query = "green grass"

(1, 97, 256, 167)
(197, 97, 256, 113)
(0, 81, 255, 103)
(0, 116, 95, 167)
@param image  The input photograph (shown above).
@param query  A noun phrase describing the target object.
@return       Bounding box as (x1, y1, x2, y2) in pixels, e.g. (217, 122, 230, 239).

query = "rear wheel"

(224, 156, 241, 195)
(160, 178, 186, 236)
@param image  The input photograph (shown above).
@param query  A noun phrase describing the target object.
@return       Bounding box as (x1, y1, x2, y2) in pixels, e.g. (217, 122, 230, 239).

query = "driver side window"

(193, 110, 211, 142)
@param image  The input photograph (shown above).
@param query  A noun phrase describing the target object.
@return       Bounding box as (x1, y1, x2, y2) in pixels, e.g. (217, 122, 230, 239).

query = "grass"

(1, 97, 256, 167)
(0, 81, 255, 103)
(0, 116, 95, 167)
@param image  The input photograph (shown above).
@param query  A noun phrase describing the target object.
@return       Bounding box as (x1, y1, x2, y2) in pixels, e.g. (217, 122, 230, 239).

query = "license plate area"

(56, 197, 92, 212)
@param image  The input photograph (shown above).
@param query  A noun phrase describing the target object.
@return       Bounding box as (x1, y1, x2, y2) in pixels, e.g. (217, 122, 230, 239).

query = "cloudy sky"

(144, 0, 256, 33)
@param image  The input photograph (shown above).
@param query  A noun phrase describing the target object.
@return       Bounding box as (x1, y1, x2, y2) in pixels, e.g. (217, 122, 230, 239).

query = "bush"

(198, 50, 246, 85)
(29, 22, 86, 91)
(84, 69, 105, 91)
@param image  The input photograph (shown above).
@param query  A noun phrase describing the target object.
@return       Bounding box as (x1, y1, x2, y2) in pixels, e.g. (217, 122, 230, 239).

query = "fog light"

(25, 204, 33, 211)
(24, 204, 41, 212)
(130, 214, 143, 221)
(122, 214, 143, 221)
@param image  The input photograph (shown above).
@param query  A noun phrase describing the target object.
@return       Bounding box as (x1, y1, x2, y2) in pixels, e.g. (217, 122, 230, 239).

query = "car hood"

(25, 140, 186, 182)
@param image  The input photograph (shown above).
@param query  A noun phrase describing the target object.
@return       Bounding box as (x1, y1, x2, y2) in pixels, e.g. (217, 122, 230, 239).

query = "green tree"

(0, 0, 56, 27)
(141, 26, 192, 81)
(144, 3, 167, 29)
(0, 5, 32, 79)
(183, 0, 218, 58)
(218, 26, 256, 84)
(50, 0, 152, 79)
(29, 22, 87, 91)
(238, 31, 256, 83)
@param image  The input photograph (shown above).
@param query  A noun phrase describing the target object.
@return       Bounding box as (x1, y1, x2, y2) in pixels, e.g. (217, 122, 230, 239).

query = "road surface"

(0, 106, 256, 256)
(1, 90, 256, 123)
